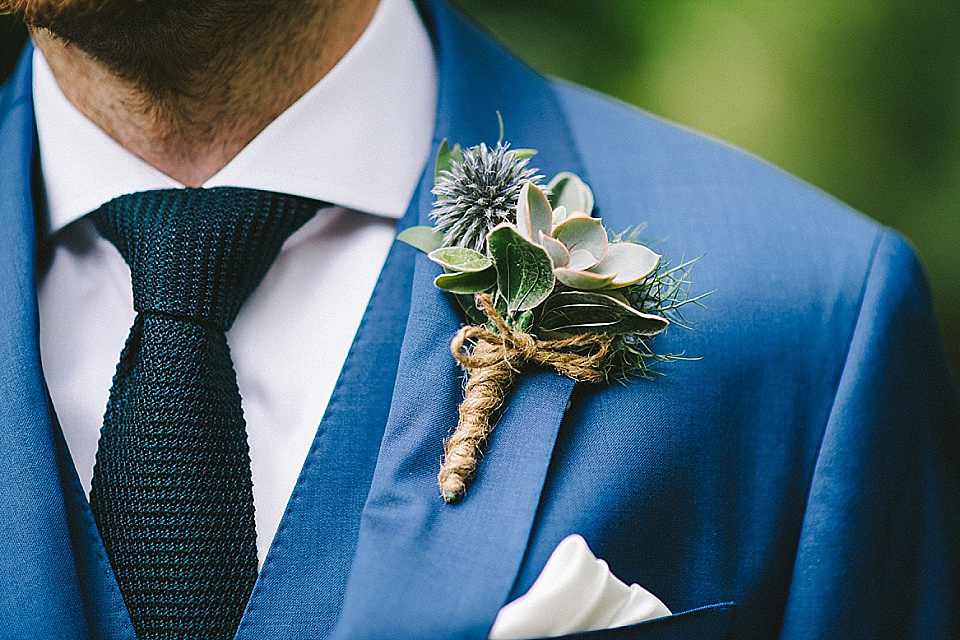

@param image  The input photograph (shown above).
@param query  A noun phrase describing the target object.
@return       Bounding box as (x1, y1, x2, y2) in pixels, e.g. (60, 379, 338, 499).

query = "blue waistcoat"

(0, 1, 957, 638)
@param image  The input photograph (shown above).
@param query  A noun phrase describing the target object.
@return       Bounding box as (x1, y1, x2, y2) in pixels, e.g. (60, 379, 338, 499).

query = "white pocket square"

(488, 534, 671, 640)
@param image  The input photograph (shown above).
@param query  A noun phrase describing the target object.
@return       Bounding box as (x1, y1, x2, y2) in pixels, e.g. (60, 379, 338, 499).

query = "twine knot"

(438, 294, 613, 503)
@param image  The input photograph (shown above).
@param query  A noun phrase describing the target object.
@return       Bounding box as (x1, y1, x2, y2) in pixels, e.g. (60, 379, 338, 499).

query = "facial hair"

(1, 0, 280, 92)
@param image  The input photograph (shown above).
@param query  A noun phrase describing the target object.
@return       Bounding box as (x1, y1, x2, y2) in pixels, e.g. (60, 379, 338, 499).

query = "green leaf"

(539, 290, 669, 335)
(398, 226, 444, 253)
(455, 293, 488, 325)
(486, 223, 555, 312)
(434, 267, 497, 294)
(435, 139, 451, 179)
(547, 171, 595, 215)
(428, 247, 492, 273)
(516, 310, 535, 332)
(434, 139, 463, 180)
(510, 148, 538, 160)
(516, 181, 553, 243)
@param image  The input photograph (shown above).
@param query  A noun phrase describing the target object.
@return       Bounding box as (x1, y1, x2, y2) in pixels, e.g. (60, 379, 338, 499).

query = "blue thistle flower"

(431, 142, 544, 253)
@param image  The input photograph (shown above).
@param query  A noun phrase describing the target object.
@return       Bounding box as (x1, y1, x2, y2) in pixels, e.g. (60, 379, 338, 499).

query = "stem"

(437, 340, 518, 503)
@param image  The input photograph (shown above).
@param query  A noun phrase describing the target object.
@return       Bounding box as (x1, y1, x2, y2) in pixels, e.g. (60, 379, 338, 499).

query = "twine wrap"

(439, 294, 613, 503)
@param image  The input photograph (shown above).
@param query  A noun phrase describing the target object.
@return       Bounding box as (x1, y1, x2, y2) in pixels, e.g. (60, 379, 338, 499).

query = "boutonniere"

(400, 134, 703, 503)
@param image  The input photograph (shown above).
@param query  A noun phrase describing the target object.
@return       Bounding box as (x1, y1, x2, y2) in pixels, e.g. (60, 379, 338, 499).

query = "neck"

(32, 0, 379, 187)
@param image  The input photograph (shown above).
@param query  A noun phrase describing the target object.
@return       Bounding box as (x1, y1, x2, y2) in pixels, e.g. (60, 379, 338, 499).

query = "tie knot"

(92, 187, 316, 330)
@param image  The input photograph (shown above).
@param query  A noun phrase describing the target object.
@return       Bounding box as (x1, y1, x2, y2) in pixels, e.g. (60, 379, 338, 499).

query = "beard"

(4, 0, 211, 44)
(1, 0, 270, 86)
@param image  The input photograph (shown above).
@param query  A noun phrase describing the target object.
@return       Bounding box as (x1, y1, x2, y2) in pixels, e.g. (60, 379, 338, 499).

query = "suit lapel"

(0, 48, 93, 638)
(234, 186, 420, 638)
(331, 2, 588, 637)
(53, 412, 139, 640)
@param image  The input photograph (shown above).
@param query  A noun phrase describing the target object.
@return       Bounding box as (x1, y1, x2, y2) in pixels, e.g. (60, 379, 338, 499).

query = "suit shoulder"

(551, 79, 889, 312)
(548, 81, 940, 399)
(552, 79, 880, 247)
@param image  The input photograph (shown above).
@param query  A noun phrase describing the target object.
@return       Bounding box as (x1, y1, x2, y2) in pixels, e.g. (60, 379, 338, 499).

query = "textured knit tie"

(88, 187, 316, 640)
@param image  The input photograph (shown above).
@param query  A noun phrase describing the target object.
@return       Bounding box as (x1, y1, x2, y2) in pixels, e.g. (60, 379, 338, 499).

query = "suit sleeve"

(779, 229, 960, 640)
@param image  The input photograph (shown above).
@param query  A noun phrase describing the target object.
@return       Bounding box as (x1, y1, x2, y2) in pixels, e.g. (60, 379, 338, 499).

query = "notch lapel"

(0, 48, 92, 638)
(234, 186, 420, 639)
(331, 2, 590, 637)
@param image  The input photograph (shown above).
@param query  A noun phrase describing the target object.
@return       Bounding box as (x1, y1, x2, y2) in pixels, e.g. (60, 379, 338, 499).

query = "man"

(0, 0, 957, 638)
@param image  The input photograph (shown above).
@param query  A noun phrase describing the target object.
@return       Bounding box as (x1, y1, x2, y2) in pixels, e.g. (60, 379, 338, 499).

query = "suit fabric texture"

(0, 1, 957, 638)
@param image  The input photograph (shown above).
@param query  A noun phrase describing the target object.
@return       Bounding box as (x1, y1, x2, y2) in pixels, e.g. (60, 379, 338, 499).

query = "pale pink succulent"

(515, 176, 661, 291)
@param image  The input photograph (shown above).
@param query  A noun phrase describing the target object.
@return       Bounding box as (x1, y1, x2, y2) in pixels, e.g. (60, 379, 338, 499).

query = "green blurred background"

(2, 2, 958, 376)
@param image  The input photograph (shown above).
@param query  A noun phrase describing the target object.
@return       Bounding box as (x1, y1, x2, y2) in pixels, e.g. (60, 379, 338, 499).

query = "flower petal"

(539, 231, 570, 268)
(547, 171, 595, 216)
(554, 267, 616, 290)
(552, 215, 608, 262)
(567, 249, 600, 271)
(551, 205, 569, 228)
(590, 243, 661, 288)
(516, 181, 553, 243)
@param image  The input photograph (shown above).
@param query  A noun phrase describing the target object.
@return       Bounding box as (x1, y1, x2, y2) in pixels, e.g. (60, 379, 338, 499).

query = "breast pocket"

(546, 602, 736, 640)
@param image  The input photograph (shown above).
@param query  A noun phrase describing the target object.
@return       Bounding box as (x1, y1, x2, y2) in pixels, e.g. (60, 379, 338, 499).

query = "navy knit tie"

(88, 187, 316, 640)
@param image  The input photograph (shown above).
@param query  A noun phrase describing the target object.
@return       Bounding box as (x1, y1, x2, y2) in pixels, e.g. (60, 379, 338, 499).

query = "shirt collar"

(33, 0, 438, 233)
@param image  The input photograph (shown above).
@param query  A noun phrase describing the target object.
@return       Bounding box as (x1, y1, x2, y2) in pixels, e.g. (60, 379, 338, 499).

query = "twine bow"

(438, 294, 613, 503)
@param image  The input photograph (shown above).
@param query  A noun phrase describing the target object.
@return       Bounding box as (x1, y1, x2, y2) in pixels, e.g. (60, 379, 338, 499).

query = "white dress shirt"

(33, 0, 438, 565)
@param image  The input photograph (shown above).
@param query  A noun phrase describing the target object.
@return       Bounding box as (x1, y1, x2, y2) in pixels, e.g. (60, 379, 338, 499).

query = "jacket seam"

(806, 226, 888, 499)
(776, 225, 889, 634)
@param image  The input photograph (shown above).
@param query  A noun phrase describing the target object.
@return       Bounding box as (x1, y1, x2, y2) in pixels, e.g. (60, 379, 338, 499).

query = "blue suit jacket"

(1, 1, 957, 638)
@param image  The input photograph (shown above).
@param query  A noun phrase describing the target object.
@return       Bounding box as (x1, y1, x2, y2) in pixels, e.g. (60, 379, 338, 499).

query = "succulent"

(430, 140, 543, 253)
(398, 135, 703, 494)
(399, 151, 671, 339)
(515, 174, 662, 291)
(403, 138, 701, 504)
